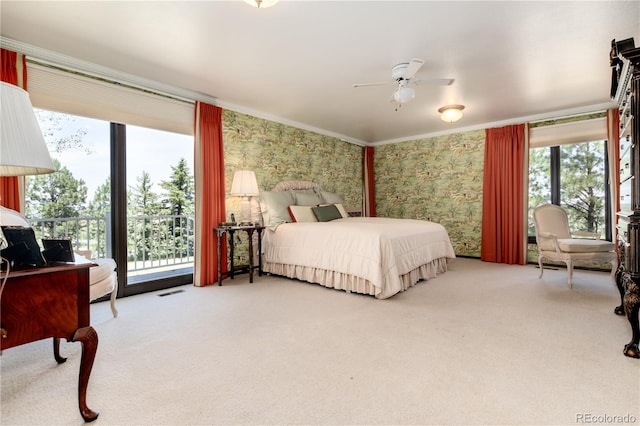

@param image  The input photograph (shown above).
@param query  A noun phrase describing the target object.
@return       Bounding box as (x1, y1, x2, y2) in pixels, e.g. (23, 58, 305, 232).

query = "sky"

(35, 110, 193, 200)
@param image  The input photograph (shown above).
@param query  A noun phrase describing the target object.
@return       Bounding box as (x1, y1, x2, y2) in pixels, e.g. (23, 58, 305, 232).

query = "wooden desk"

(0, 261, 99, 422)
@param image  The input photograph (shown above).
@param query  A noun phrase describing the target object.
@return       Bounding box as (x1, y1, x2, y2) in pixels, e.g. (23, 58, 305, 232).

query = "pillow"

(288, 205, 318, 223)
(292, 189, 323, 206)
(1, 226, 46, 267)
(320, 203, 348, 218)
(259, 190, 295, 228)
(319, 190, 343, 205)
(311, 205, 343, 222)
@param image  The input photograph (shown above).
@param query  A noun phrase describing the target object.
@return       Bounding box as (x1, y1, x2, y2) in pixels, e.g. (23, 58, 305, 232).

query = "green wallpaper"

(374, 130, 485, 257)
(220, 109, 485, 259)
(222, 110, 363, 212)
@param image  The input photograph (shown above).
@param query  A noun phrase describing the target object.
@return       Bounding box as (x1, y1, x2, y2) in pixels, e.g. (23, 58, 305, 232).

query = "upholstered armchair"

(533, 203, 617, 288)
(0, 206, 118, 317)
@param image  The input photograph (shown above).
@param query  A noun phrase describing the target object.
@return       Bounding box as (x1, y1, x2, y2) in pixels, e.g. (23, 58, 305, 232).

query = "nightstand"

(213, 224, 264, 286)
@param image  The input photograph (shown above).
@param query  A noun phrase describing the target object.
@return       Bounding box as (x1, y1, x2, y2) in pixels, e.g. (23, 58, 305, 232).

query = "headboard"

(259, 180, 345, 229)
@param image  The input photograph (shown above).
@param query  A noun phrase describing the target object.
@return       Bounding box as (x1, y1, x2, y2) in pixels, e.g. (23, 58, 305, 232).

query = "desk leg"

(53, 337, 67, 363)
(72, 326, 99, 422)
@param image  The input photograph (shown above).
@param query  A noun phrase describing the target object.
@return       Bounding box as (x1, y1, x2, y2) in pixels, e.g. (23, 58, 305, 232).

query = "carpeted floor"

(1, 257, 639, 425)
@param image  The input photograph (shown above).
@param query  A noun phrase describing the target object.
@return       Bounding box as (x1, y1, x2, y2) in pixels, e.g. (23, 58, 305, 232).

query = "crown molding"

(1, 36, 368, 147)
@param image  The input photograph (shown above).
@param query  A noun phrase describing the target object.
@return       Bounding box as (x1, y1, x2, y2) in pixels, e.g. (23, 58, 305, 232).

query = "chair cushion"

(557, 238, 615, 253)
(90, 273, 116, 301)
(90, 258, 117, 283)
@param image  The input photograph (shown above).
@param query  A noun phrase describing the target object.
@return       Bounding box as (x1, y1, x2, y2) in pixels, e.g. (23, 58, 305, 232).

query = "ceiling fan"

(352, 58, 454, 106)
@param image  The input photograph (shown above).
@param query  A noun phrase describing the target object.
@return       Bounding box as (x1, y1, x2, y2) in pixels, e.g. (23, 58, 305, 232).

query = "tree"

(528, 147, 551, 235)
(130, 171, 160, 216)
(560, 141, 606, 234)
(86, 178, 112, 257)
(159, 158, 194, 216)
(26, 159, 88, 238)
(35, 109, 92, 154)
(129, 171, 162, 262)
(26, 159, 88, 219)
(159, 158, 194, 257)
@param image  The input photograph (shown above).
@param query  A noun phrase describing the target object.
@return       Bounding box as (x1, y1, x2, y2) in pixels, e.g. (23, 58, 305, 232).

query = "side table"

(213, 224, 264, 286)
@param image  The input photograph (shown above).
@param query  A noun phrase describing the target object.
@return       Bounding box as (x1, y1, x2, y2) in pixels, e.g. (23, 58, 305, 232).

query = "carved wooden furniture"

(0, 261, 100, 421)
(611, 40, 640, 359)
(213, 224, 264, 286)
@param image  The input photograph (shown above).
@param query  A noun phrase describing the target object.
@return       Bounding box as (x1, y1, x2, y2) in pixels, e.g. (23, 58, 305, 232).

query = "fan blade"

(402, 58, 424, 79)
(353, 81, 394, 88)
(412, 78, 455, 86)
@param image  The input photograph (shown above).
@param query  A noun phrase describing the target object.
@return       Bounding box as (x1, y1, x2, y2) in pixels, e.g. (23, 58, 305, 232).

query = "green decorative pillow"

(311, 205, 343, 222)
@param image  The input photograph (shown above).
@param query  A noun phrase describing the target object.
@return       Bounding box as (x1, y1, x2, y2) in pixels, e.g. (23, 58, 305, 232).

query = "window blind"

(26, 63, 194, 135)
(529, 117, 607, 148)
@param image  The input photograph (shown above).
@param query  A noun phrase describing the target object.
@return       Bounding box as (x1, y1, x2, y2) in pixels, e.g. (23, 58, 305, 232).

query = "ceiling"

(1, 1, 639, 145)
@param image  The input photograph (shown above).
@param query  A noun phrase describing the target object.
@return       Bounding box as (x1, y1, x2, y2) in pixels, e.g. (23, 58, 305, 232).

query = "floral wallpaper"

(222, 110, 363, 214)
(374, 130, 485, 257)
(220, 110, 363, 265)
(220, 108, 486, 260)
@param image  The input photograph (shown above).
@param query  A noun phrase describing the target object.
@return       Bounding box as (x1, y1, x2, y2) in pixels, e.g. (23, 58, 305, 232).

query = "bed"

(258, 181, 456, 299)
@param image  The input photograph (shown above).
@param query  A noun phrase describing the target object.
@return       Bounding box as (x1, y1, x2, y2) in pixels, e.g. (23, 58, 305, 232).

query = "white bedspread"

(263, 217, 456, 298)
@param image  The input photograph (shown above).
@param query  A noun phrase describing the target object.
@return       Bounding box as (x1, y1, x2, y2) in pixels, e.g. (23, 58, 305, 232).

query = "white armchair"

(1, 206, 118, 317)
(533, 203, 617, 288)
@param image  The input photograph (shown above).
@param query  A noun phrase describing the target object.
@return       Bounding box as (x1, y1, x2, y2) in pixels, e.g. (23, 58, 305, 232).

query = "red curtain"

(363, 146, 376, 217)
(481, 124, 526, 265)
(193, 102, 227, 286)
(0, 48, 25, 210)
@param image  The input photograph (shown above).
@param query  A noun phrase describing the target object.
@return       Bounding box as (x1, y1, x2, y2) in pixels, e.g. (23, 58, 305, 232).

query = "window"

(528, 140, 610, 242)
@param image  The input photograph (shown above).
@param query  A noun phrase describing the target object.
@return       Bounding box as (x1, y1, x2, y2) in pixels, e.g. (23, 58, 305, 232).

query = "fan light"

(438, 104, 465, 123)
(393, 86, 415, 104)
(244, 0, 279, 8)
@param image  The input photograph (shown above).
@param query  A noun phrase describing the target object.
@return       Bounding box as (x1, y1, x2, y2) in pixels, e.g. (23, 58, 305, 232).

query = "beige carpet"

(1, 258, 639, 425)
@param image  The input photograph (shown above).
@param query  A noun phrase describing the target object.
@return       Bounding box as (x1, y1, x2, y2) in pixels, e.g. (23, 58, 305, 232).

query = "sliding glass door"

(28, 109, 194, 298)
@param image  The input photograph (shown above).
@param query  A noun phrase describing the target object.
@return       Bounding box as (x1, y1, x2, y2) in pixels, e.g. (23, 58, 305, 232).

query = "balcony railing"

(29, 213, 195, 277)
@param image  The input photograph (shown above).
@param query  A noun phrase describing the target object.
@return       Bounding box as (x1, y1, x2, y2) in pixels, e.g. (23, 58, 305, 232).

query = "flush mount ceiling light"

(244, 0, 279, 8)
(393, 85, 415, 104)
(438, 104, 465, 123)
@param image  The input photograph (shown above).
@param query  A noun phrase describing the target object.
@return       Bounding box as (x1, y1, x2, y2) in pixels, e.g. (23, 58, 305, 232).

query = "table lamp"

(230, 170, 259, 225)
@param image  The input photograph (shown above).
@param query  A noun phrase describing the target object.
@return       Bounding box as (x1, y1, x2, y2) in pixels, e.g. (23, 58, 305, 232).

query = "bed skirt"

(262, 257, 450, 299)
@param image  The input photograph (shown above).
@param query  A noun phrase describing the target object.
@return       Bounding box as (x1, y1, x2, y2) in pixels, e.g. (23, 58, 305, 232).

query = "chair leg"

(610, 258, 618, 286)
(109, 288, 118, 318)
(538, 256, 544, 279)
(566, 260, 574, 289)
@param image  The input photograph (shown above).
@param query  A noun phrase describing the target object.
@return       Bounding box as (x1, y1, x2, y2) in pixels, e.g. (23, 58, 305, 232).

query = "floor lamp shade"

(1, 82, 55, 176)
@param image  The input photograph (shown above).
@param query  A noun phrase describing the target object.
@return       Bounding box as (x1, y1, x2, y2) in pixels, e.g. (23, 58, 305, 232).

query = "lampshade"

(230, 170, 259, 197)
(1, 81, 54, 176)
(243, 0, 279, 8)
(438, 104, 465, 123)
(393, 86, 415, 104)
